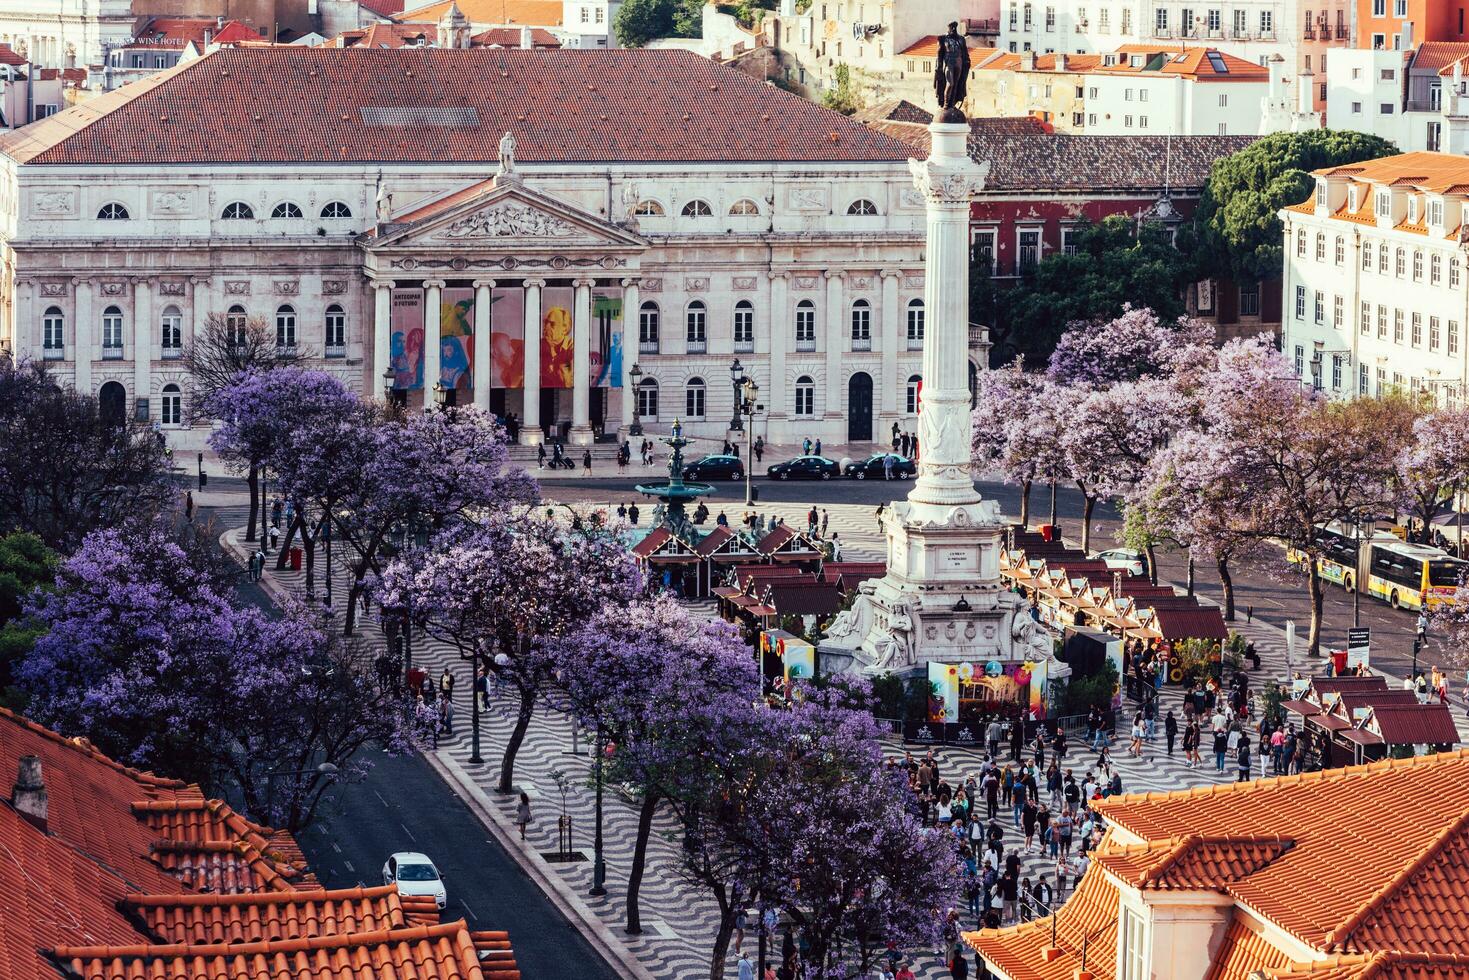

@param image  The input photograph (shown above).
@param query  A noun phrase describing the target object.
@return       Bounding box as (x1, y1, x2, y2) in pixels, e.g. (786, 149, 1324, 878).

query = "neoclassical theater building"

(0, 46, 963, 449)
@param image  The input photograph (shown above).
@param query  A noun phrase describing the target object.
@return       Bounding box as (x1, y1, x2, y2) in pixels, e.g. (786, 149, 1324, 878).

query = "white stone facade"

(0, 159, 938, 450)
(0, 0, 132, 69)
(1279, 155, 1469, 404)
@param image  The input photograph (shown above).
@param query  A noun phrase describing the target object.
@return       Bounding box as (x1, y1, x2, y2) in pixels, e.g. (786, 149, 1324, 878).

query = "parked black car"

(844, 453, 917, 480)
(766, 455, 840, 480)
(682, 454, 744, 481)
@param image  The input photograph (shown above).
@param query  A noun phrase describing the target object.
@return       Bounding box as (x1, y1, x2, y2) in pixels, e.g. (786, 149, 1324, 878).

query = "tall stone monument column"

(908, 121, 988, 513)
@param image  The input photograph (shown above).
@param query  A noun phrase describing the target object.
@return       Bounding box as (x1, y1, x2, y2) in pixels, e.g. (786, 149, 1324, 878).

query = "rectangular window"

(1046, 6, 1056, 29)
(1296, 229, 1306, 257)
(1155, 7, 1167, 31)
(1099, 8, 1109, 30)
(1452, 321, 1461, 356)
(1295, 285, 1306, 319)
(1017, 229, 1041, 271)
(972, 228, 998, 273)
(1453, 259, 1462, 288)
(1260, 9, 1273, 32)
(1360, 301, 1371, 335)
(1232, 9, 1245, 33)
(1394, 0, 1406, 14)
(1332, 354, 1342, 390)
(1377, 305, 1387, 338)
(1413, 251, 1424, 281)
(1140, 88, 1149, 102)
(1359, 363, 1370, 395)
(1240, 282, 1260, 316)
(1333, 295, 1343, 328)
(685, 384, 705, 418)
(1314, 290, 1324, 324)
(1182, 8, 1194, 33)
(1315, 234, 1326, 261)
(1394, 309, 1404, 343)
(1207, 8, 1220, 31)
(1377, 366, 1387, 394)
(1412, 312, 1423, 347)
(1362, 242, 1373, 271)
(1373, 0, 1385, 13)
(1140, 115, 1148, 127)
(1295, 343, 1305, 375)
(1376, 191, 1391, 217)
(1432, 254, 1443, 285)
(1121, 908, 1148, 980)
(1431, 316, 1442, 350)
(1335, 237, 1345, 265)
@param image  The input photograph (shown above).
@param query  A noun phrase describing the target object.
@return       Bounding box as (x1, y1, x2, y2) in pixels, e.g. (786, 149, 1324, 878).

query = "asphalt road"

(541, 471, 1452, 685)
(202, 498, 623, 980)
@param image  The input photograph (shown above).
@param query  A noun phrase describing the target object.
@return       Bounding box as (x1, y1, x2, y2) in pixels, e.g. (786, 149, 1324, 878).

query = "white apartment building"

(999, 0, 1350, 108)
(1084, 44, 1270, 133)
(0, 0, 132, 70)
(1325, 43, 1469, 153)
(1280, 151, 1469, 403)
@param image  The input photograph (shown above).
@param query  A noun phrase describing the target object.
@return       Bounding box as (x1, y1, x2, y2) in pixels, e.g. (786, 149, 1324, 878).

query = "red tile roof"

(471, 25, 561, 47)
(126, 885, 437, 945)
(1364, 703, 1460, 745)
(393, 0, 562, 25)
(2, 48, 912, 166)
(1414, 41, 1469, 72)
(319, 23, 432, 47)
(358, 0, 409, 16)
(0, 43, 26, 66)
(131, 18, 257, 48)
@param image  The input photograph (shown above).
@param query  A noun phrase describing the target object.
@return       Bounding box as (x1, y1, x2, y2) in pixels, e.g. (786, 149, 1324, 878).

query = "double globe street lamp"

(729, 359, 760, 506)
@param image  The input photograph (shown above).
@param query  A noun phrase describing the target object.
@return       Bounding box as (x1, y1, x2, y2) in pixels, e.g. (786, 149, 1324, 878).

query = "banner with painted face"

(389, 288, 424, 391)
(489, 287, 525, 389)
(439, 287, 474, 400)
(540, 286, 574, 389)
(592, 290, 624, 388)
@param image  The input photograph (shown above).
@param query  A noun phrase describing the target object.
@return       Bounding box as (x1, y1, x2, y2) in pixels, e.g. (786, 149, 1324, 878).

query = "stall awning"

(747, 604, 777, 616)
(1310, 714, 1351, 731)
(1279, 699, 1319, 716)
(1339, 728, 1385, 746)
(726, 593, 757, 608)
(711, 586, 741, 598)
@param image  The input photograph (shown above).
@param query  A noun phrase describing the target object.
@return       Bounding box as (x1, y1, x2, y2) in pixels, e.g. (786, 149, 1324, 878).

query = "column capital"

(190, 276, 210, 286)
(572, 277, 597, 289)
(130, 275, 152, 287)
(824, 270, 846, 282)
(620, 277, 640, 289)
(769, 270, 791, 282)
(880, 268, 903, 280)
(370, 278, 397, 291)
(471, 278, 497, 289)
(523, 277, 548, 289)
(422, 278, 448, 290)
(70, 276, 91, 287)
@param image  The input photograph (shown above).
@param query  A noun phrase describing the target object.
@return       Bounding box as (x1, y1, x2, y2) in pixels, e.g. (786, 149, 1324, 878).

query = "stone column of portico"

(373, 280, 395, 396)
(522, 278, 545, 444)
(767, 271, 789, 430)
(132, 277, 152, 420)
(823, 270, 844, 421)
(879, 269, 901, 422)
(619, 278, 638, 434)
(423, 279, 445, 408)
(188, 277, 208, 351)
(907, 121, 990, 511)
(73, 278, 93, 394)
(570, 278, 595, 445)
(14, 279, 33, 360)
(472, 279, 494, 413)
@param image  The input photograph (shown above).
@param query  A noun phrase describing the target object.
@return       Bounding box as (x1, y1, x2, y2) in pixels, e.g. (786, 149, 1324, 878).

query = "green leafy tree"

(614, 0, 675, 46)
(1195, 129, 1397, 284)
(821, 63, 864, 115)
(0, 532, 57, 708)
(976, 217, 1194, 365)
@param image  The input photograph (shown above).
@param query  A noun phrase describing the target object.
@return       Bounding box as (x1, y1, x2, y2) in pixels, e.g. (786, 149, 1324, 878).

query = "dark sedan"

(766, 455, 840, 480)
(844, 453, 916, 480)
(682, 454, 744, 481)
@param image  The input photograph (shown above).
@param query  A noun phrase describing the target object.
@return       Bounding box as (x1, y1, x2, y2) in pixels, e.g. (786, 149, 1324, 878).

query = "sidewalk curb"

(425, 751, 660, 980)
(218, 526, 655, 980)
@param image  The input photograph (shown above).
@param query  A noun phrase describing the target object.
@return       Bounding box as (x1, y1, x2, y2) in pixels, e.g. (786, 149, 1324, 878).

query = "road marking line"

(344, 860, 355, 872)
(331, 842, 342, 854)
(401, 822, 417, 842)
(374, 790, 390, 807)
(462, 900, 478, 922)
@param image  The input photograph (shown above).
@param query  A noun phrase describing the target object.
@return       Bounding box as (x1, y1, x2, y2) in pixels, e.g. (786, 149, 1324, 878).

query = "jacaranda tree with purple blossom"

(553, 594, 759, 936)
(378, 511, 640, 793)
(16, 522, 406, 830)
(1046, 306, 1211, 387)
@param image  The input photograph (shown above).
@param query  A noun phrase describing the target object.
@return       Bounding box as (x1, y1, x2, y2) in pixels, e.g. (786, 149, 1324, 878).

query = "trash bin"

(1039, 523, 1055, 542)
(289, 546, 303, 571)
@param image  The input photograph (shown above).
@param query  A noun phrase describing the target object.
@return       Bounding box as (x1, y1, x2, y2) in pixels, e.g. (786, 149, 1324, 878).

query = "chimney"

(1021, 49, 1036, 70)
(520, 25, 532, 49)
(1056, 52, 1068, 70)
(12, 755, 47, 833)
(1297, 66, 1314, 114)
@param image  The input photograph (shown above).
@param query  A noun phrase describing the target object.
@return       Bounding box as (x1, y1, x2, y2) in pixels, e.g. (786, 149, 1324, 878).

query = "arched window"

(1334, 236, 1345, 265)
(681, 199, 713, 217)
(906, 298, 925, 348)
(847, 199, 879, 216)
(320, 201, 352, 219)
(1314, 233, 1325, 261)
(728, 199, 760, 216)
(271, 201, 304, 219)
(636, 377, 659, 419)
(275, 304, 296, 350)
(226, 305, 248, 346)
(850, 298, 871, 348)
(325, 304, 346, 354)
(1432, 254, 1443, 285)
(733, 299, 754, 351)
(906, 374, 922, 414)
(794, 375, 816, 417)
(638, 301, 660, 353)
(1395, 248, 1406, 277)
(160, 305, 182, 356)
(686, 300, 707, 350)
(795, 299, 816, 350)
(97, 202, 129, 220)
(160, 383, 183, 426)
(1413, 250, 1424, 281)
(633, 200, 665, 216)
(221, 201, 254, 220)
(685, 377, 706, 418)
(1377, 243, 1388, 273)
(101, 305, 124, 355)
(42, 306, 64, 356)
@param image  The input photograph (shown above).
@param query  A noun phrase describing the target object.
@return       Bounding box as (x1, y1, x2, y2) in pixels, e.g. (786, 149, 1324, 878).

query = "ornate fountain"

(634, 420, 715, 538)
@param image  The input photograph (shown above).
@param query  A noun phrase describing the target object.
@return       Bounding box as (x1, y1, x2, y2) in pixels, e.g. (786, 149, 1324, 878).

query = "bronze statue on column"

(933, 21, 971, 123)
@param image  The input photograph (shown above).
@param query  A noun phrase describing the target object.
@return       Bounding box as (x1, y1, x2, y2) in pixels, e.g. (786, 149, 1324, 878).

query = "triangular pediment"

(365, 177, 647, 252)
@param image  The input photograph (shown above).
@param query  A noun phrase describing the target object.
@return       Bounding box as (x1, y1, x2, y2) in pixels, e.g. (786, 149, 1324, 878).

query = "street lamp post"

(264, 761, 339, 826)
(432, 380, 452, 412)
(468, 640, 487, 765)
(628, 363, 643, 437)
(590, 723, 607, 896)
(737, 375, 760, 506)
(728, 357, 745, 433)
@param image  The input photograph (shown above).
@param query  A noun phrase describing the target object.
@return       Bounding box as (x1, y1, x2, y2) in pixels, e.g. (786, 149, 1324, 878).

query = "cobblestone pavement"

(224, 495, 1469, 980)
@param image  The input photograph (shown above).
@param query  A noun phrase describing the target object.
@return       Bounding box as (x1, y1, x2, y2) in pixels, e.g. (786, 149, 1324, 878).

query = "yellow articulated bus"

(1287, 523, 1466, 610)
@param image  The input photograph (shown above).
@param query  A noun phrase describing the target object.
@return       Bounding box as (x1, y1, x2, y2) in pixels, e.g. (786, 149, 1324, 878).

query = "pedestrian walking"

(537, 444, 546, 469)
(820, 509, 829, 537)
(516, 792, 532, 840)
(1213, 728, 1229, 772)
(628, 503, 640, 525)
(802, 437, 812, 455)
(738, 952, 755, 980)
(1237, 738, 1252, 782)
(184, 490, 195, 522)
(753, 436, 764, 462)
(813, 438, 822, 456)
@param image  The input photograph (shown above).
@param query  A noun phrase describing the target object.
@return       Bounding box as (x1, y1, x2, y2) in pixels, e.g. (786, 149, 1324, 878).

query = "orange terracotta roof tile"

(1269, 952, 1469, 980)
(1096, 45, 1267, 80)
(55, 921, 521, 980)
(1, 48, 911, 166)
(1094, 750, 1469, 953)
(149, 838, 317, 893)
(1206, 916, 1294, 980)
(1415, 41, 1469, 72)
(967, 865, 1119, 980)
(125, 885, 435, 944)
(393, 0, 562, 25)
(1092, 834, 1292, 890)
(471, 25, 560, 46)
(1314, 152, 1469, 196)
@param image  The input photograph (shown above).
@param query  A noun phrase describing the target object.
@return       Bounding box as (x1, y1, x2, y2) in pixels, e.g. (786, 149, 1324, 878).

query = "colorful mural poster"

(389, 288, 424, 391)
(591, 291, 624, 388)
(540, 286, 574, 389)
(440, 287, 474, 399)
(489, 287, 525, 389)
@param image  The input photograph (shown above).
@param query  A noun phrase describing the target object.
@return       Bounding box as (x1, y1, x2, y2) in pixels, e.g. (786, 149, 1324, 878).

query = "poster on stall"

(783, 638, 815, 684)
(540, 286, 574, 388)
(592, 290, 624, 388)
(389, 288, 424, 390)
(489, 287, 525, 388)
(928, 661, 959, 723)
(439, 287, 474, 399)
(1024, 658, 1048, 720)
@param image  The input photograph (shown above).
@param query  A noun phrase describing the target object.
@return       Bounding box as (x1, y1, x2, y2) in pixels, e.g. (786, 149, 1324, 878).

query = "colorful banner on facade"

(389, 288, 424, 391)
(489, 287, 525, 389)
(440, 287, 474, 399)
(540, 286, 574, 389)
(592, 291, 624, 388)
